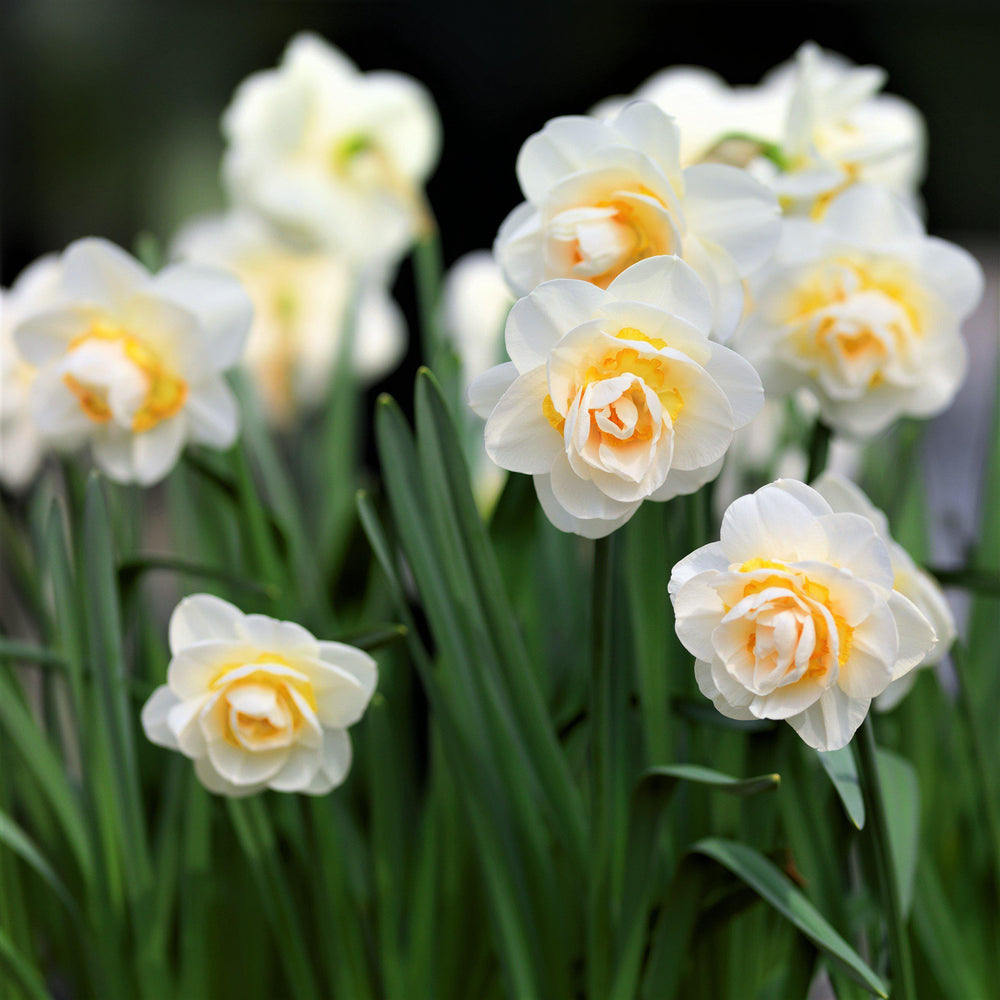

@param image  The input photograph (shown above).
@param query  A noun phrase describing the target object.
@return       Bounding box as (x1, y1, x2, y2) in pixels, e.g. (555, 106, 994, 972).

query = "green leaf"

(817, 746, 865, 829)
(0, 640, 68, 669)
(334, 622, 407, 653)
(117, 554, 278, 600)
(0, 809, 78, 916)
(876, 748, 919, 916)
(691, 838, 888, 997)
(0, 927, 50, 1000)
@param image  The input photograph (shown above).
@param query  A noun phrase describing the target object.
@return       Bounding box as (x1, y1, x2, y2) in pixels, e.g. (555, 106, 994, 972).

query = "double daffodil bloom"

(14, 238, 252, 485)
(494, 101, 780, 339)
(142, 595, 377, 796)
(670, 479, 936, 750)
(738, 185, 983, 437)
(469, 255, 763, 538)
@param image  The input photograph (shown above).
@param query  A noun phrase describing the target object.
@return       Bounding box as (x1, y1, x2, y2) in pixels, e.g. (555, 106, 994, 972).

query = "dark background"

(2, 0, 998, 289)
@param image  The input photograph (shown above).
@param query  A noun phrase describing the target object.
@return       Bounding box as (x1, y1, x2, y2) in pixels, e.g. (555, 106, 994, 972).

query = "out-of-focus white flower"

(669, 479, 936, 750)
(738, 185, 983, 437)
(494, 102, 780, 339)
(222, 32, 440, 265)
(14, 238, 252, 486)
(1, 255, 61, 490)
(812, 471, 956, 711)
(173, 212, 405, 425)
(594, 44, 925, 217)
(593, 68, 785, 168)
(758, 43, 926, 216)
(468, 256, 763, 538)
(142, 594, 377, 796)
(441, 251, 514, 512)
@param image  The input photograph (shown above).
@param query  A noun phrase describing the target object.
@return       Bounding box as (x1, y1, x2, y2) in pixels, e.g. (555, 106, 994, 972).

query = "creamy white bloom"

(14, 238, 252, 486)
(669, 479, 936, 750)
(142, 594, 377, 796)
(738, 185, 983, 437)
(173, 211, 405, 425)
(757, 42, 926, 215)
(222, 32, 440, 264)
(1, 255, 61, 490)
(593, 67, 785, 168)
(813, 471, 956, 711)
(468, 256, 764, 538)
(494, 101, 781, 339)
(594, 44, 925, 216)
(441, 251, 514, 512)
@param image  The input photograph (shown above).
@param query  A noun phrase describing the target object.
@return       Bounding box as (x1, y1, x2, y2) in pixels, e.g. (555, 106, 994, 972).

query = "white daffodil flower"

(468, 256, 763, 538)
(173, 211, 406, 426)
(494, 101, 781, 340)
(593, 44, 925, 217)
(441, 251, 515, 512)
(14, 238, 252, 486)
(593, 67, 785, 168)
(222, 32, 440, 265)
(738, 184, 983, 438)
(758, 42, 926, 216)
(142, 594, 377, 796)
(1, 255, 61, 490)
(669, 479, 937, 750)
(812, 471, 957, 711)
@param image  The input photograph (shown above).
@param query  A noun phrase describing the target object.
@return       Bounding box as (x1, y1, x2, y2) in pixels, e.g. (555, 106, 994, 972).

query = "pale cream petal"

(169, 594, 245, 654)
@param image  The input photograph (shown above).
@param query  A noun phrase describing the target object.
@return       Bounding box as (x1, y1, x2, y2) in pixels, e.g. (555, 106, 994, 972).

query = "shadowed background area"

(2, 0, 998, 280)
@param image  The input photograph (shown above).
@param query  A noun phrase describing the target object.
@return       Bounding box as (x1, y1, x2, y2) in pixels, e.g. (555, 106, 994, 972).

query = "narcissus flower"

(142, 595, 377, 796)
(669, 479, 936, 750)
(813, 472, 956, 711)
(738, 185, 983, 437)
(594, 44, 925, 217)
(758, 42, 926, 216)
(14, 238, 252, 486)
(469, 256, 763, 538)
(1, 255, 61, 490)
(494, 101, 780, 339)
(173, 212, 405, 425)
(441, 251, 515, 512)
(222, 32, 440, 265)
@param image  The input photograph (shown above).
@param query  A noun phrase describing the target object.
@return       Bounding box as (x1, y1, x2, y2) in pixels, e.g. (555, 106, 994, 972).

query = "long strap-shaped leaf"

(690, 838, 889, 997)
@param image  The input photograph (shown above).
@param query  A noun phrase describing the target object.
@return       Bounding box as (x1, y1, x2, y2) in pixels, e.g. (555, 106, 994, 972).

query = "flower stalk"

(855, 717, 917, 1000)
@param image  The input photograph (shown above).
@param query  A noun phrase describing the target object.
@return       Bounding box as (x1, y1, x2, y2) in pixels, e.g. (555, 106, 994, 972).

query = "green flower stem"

(588, 533, 616, 996)
(413, 222, 445, 365)
(855, 717, 916, 1000)
(806, 419, 833, 483)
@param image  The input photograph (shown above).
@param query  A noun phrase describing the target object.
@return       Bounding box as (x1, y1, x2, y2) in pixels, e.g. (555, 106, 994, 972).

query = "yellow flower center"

(542, 327, 683, 435)
(737, 557, 854, 669)
(64, 321, 188, 432)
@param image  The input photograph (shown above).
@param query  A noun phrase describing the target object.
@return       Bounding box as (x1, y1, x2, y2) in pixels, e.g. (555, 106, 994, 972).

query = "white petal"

(720, 483, 828, 563)
(810, 472, 889, 538)
(505, 280, 607, 372)
(14, 306, 97, 367)
(206, 738, 289, 787)
(267, 743, 322, 793)
(468, 362, 518, 420)
(817, 512, 894, 590)
(194, 754, 265, 798)
(60, 238, 149, 310)
(238, 614, 320, 657)
(152, 265, 253, 371)
(170, 594, 245, 654)
(130, 416, 187, 486)
(786, 686, 870, 751)
(672, 572, 727, 662)
(694, 659, 758, 721)
(532, 471, 637, 538)
(668, 542, 729, 595)
(316, 642, 378, 697)
(167, 640, 242, 698)
(649, 456, 724, 501)
(515, 116, 617, 203)
(185, 378, 240, 449)
(90, 428, 139, 484)
(611, 101, 682, 184)
(838, 599, 897, 699)
(141, 686, 182, 749)
(605, 256, 713, 334)
(704, 343, 764, 428)
(822, 185, 923, 246)
(484, 366, 563, 474)
(887, 590, 937, 678)
(493, 202, 544, 297)
(907, 237, 984, 317)
(681, 164, 780, 276)
(316, 727, 353, 790)
(548, 451, 636, 520)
